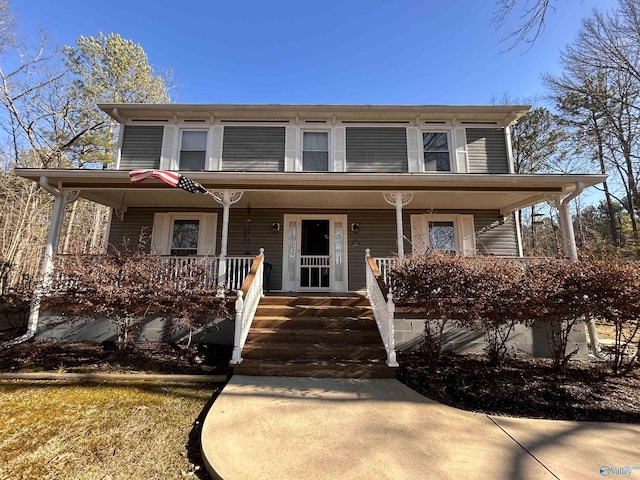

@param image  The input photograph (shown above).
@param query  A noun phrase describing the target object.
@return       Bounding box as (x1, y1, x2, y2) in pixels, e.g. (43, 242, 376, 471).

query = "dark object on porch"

(263, 262, 272, 293)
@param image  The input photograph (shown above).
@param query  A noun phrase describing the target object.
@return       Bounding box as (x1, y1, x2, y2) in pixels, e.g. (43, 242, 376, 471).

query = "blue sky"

(12, 0, 616, 105)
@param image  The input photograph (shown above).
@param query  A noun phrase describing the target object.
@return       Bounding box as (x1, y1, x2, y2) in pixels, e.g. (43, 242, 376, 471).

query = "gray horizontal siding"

(119, 126, 163, 169)
(346, 128, 408, 173)
(222, 127, 285, 172)
(474, 212, 519, 256)
(107, 209, 155, 253)
(466, 128, 509, 174)
(223, 209, 285, 291)
(346, 210, 399, 290)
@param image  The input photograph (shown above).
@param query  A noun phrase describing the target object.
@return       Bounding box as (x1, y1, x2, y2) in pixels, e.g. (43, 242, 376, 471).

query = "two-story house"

(18, 104, 606, 377)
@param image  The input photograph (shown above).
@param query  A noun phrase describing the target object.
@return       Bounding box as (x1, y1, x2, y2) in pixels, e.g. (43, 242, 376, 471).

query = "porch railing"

(158, 256, 219, 290)
(230, 248, 265, 365)
(225, 256, 256, 291)
(365, 249, 398, 367)
(374, 256, 396, 286)
(53, 254, 257, 293)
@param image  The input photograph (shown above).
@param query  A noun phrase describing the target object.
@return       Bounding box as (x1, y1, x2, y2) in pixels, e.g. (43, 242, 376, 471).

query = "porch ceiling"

(16, 169, 606, 214)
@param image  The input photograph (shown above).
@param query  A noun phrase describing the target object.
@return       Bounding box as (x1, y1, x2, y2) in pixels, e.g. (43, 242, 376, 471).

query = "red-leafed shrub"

(389, 252, 481, 363)
(42, 253, 228, 349)
(577, 260, 640, 374)
(389, 252, 640, 374)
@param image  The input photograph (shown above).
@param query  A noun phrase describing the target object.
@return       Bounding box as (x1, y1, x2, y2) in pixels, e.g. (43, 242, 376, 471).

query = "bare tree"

(492, 0, 554, 50)
(545, 2, 640, 242)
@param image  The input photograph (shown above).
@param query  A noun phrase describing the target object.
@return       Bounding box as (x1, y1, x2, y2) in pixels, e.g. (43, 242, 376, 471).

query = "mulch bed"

(2, 334, 639, 424)
(398, 352, 640, 423)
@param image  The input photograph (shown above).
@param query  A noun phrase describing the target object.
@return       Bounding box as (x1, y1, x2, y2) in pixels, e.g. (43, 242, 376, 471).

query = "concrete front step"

(233, 359, 396, 378)
(241, 342, 387, 361)
(250, 316, 378, 330)
(246, 327, 382, 344)
(255, 304, 372, 318)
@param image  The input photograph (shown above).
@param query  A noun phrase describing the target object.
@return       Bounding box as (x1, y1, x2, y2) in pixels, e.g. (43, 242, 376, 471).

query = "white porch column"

(557, 196, 579, 262)
(4, 179, 71, 346)
(557, 183, 602, 355)
(383, 192, 413, 258)
(212, 191, 243, 288)
(556, 183, 584, 262)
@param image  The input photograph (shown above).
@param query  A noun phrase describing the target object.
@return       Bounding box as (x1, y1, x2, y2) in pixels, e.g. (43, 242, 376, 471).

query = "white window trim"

(297, 129, 332, 172)
(420, 130, 454, 173)
(410, 214, 476, 256)
(151, 212, 218, 256)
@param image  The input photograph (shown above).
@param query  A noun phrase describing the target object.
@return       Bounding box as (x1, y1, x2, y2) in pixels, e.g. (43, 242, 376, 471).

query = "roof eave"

(96, 103, 531, 126)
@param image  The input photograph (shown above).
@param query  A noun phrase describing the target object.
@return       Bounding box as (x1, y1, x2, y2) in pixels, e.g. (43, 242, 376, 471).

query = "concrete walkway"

(201, 376, 640, 480)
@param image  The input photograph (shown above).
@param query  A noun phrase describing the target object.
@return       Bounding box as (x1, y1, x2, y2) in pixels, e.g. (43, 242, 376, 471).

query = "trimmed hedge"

(389, 252, 640, 374)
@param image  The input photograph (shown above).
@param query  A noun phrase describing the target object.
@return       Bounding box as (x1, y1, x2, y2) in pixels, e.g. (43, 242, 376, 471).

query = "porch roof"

(16, 169, 606, 214)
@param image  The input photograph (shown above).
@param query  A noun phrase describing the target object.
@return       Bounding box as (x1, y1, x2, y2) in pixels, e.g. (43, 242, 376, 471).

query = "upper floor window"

(302, 131, 329, 171)
(180, 130, 207, 171)
(171, 219, 200, 255)
(423, 132, 451, 172)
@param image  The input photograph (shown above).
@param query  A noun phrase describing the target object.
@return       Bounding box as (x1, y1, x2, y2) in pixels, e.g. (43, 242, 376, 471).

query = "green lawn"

(0, 381, 218, 480)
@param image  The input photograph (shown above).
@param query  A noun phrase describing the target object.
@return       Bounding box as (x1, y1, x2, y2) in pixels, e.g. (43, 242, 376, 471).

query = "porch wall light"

(272, 222, 281, 233)
(351, 222, 360, 233)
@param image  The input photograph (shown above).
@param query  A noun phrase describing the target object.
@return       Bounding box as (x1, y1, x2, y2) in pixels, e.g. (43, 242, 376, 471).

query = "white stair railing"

(230, 248, 265, 365)
(365, 249, 398, 367)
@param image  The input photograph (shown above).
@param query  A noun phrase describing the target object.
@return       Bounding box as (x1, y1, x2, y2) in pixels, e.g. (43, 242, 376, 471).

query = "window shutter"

(151, 213, 170, 254)
(334, 127, 346, 172)
(410, 215, 427, 254)
(459, 215, 476, 256)
(452, 127, 468, 173)
(406, 127, 421, 172)
(160, 126, 175, 170)
(285, 127, 298, 171)
(198, 214, 218, 256)
(207, 126, 224, 171)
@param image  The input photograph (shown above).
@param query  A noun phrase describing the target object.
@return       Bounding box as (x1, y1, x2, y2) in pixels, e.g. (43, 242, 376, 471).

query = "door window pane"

(171, 220, 199, 255)
(423, 132, 450, 172)
(288, 221, 297, 281)
(334, 222, 343, 282)
(180, 131, 207, 171)
(303, 132, 329, 171)
(301, 220, 329, 255)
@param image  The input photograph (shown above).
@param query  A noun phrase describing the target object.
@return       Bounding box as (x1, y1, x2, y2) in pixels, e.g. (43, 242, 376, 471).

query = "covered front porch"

(17, 169, 607, 294)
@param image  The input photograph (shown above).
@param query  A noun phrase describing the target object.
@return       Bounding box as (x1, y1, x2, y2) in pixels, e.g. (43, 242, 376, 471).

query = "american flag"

(129, 170, 209, 194)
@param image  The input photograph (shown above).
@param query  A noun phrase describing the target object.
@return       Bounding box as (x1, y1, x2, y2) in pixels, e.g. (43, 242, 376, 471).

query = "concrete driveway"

(201, 375, 640, 480)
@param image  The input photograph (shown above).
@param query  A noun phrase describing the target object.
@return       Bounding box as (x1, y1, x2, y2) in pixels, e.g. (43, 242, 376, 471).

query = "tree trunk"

(62, 200, 78, 254)
(623, 144, 639, 241)
(89, 205, 106, 253)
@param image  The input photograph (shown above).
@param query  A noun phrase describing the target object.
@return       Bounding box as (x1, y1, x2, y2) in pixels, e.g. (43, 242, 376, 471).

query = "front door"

(300, 220, 330, 289)
(282, 215, 348, 292)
